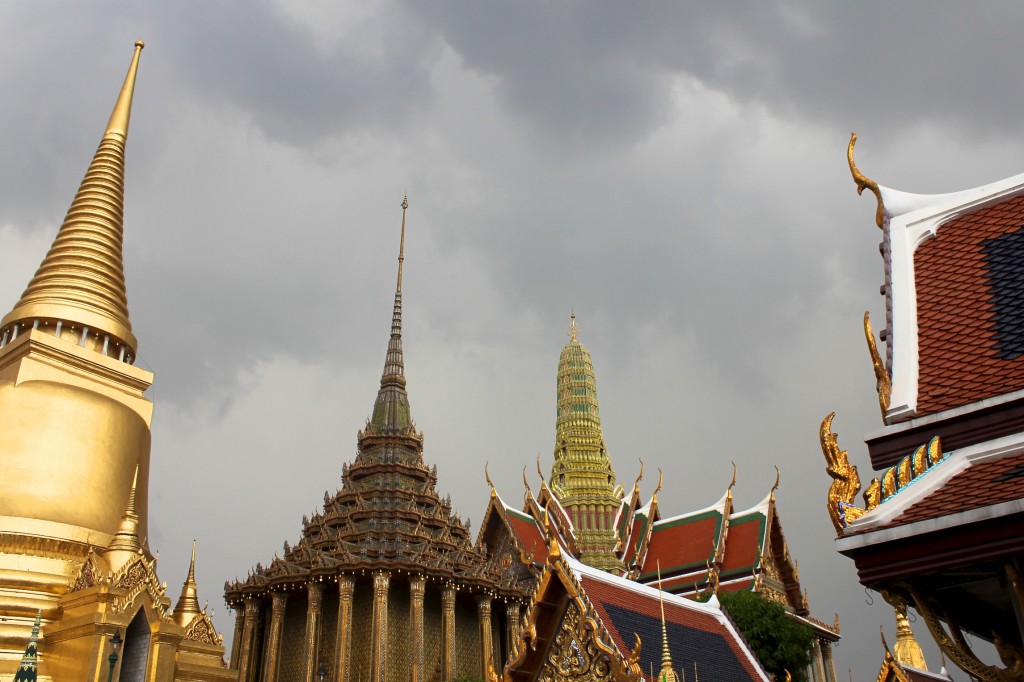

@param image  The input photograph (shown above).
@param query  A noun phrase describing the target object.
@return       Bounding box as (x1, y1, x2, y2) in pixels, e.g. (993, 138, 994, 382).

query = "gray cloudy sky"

(3, 3, 1021, 678)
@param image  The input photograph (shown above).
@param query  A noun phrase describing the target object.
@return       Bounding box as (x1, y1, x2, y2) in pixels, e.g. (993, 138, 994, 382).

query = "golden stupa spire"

(174, 540, 203, 626)
(1, 41, 144, 357)
(656, 561, 680, 682)
(370, 196, 413, 432)
(892, 603, 927, 670)
(105, 465, 142, 570)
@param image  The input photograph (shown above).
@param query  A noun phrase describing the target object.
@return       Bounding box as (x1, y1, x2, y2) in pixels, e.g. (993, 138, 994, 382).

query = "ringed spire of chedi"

(1, 41, 144, 357)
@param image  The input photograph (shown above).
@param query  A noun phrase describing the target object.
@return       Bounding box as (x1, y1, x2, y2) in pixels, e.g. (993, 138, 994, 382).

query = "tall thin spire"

(174, 540, 203, 626)
(1, 41, 144, 356)
(397, 194, 408, 292)
(657, 562, 680, 682)
(12, 611, 42, 682)
(370, 197, 413, 433)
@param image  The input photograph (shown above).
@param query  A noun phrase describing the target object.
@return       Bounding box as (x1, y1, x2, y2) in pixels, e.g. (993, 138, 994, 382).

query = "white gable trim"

(880, 173, 1024, 420)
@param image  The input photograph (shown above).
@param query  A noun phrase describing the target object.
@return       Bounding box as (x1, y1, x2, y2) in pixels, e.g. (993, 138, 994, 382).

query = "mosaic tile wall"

(454, 596, 481, 678)
(350, 580, 375, 682)
(279, 595, 308, 682)
(423, 587, 443, 680)
(387, 582, 411, 681)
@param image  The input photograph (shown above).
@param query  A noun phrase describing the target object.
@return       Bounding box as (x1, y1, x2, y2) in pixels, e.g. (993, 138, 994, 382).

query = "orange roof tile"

(914, 194, 1024, 415)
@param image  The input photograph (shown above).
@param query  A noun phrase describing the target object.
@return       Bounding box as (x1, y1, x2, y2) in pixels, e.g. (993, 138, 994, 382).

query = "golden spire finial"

(105, 41, 145, 142)
(569, 311, 577, 341)
(2, 41, 145, 355)
(105, 465, 142, 569)
(397, 194, 408, 292)
(892, 603, 928, 670)
(656, 561, 680, 682)
(847, 133, 885, 229)
(174, 540, 203, 626)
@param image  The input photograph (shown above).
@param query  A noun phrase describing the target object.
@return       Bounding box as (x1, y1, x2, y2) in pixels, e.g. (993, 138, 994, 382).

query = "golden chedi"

(0, 43, 230, 681)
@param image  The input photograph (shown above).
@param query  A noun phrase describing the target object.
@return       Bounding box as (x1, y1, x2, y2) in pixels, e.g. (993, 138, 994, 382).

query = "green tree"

(718, 590, 814, 682)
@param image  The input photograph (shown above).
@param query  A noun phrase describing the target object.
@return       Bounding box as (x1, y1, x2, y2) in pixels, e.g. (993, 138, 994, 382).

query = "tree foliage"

(718, 590, 814, 682)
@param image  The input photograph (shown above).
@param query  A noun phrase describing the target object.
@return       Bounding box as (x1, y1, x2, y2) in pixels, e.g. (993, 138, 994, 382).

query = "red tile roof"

(506, 509, 548, 564)
(878, 453, 1024, 530)
(914, 194, 1024, 415)
(640, 512, 720, 578)
(719, 515, 765, 576)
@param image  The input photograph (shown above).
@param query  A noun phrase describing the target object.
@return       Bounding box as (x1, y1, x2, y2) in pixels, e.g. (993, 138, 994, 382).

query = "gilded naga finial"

(771, 465, 781, 498)
(728, 461, 737, 492)
(864, 312, 892, 419)
(632, 459, 645, 493)
(653, 468, 664, 499)
(820, 413, 865, 533)
(848, 133, 885, 229)
(627, 633, 643, 674)
(485, 462, 496, 499)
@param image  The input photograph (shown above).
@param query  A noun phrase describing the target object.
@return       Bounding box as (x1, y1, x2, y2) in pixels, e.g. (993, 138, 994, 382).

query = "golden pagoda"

(0, 42, 230, 681)
(479, 315, 841, 680)
(549, 315, 624, 571)
(224, 199, 530, 682)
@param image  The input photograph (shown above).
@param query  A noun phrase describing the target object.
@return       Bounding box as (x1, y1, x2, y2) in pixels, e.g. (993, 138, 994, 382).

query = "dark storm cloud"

(2, 4, 1016, 678)
(153, 1, 439, 146)
(401, 2, 1024, 147)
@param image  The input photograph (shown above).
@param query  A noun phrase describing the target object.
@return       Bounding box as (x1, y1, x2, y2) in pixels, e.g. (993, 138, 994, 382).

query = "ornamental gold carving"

(185, 612, 223, 645)
(864, 312, 891, 418)
(538, 602, 612, 682)
(820, 413, 865, 533)
(848, 133, 885, 229)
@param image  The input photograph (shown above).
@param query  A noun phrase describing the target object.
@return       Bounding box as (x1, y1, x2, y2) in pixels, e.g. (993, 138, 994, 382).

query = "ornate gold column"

(230, 607, 245, 670)
(441, 586, 456, 682)
(336, 576, 355, 682)
(371, 571, 391, 682)
(238, 597, 261, 682)
(476, 594, 494, 679)
(809, 637, 824, 682)
(410, 575, 426, 682)
(506, 602, 521, 660)
(303, 582, 324, 682)
(263, 592, 288, 682)
(821, 640, 838, 682)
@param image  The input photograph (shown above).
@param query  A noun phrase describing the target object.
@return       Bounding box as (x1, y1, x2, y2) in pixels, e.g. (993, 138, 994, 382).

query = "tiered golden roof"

(549, 314, 625, 570)
(226, 198, 519, 594)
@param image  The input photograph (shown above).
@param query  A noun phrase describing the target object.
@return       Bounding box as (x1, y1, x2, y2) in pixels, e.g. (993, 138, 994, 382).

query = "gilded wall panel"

(424, 589, 443, 681)
(387, 583, 411, 682)
(454, 598, 481, 678)
(279, 595, 307, 682)
(350, 580, 375, 682)
(320, 589, 339, 674)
